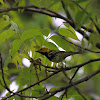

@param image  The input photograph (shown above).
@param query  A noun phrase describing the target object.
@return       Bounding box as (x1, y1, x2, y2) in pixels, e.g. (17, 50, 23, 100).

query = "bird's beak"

(35, 50, 39, 52)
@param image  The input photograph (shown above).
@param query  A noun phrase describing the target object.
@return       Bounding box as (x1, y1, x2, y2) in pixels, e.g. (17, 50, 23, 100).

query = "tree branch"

(71, 0, 100, 34)
(0, 6, 73, 25)
(41, 68, 100, 100)
(2, 68, 61, 100)
(0, 5, 91, 40)
(2, 57, 100, 100)
(61, 0, 75, 26)
(69, 67, 80, 83)
(57, 32, 100, 53)
(81, 25, 94, 33)
(62, 70, 87, 100)
(37, 58, 100, 72)
(63, 58, 100, 71)
(0, 53, 11, 93)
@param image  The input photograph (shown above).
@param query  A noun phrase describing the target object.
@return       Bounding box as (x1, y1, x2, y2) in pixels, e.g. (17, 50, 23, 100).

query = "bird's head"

(36, 47, 50, 54)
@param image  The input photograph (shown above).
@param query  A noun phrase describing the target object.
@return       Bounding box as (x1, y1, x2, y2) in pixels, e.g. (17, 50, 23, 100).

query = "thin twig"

(81, 25, 94, 33)
(41, 68, 100, 100)
(60, 89, 67, 100)
(62, 69, 87, 100)
(61, 70, 68, 100)
(2, 57, 100, 100)
(0, 5, 92, 40)
(63, 58, 100, 71)
(0, 53, 11, 92)
(0, 6, 73, 25)
(61, 0, 75, 27)
(69, 67, 80, 83)
(0, 80, 5, 88)
(71, 0, 100, 33)
(39, 58, 100, 72)
(2, 69, 61, 100)
(57, 32, 100, 53)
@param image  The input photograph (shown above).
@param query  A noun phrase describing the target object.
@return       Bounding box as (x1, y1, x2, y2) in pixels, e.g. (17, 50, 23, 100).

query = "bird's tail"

(72, 50, 85, 55)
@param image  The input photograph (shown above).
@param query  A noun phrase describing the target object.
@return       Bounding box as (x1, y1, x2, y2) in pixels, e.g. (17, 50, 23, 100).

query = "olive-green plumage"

(36, 47, 81, 63)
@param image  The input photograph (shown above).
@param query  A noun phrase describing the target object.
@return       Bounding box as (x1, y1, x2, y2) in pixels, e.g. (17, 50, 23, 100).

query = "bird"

(36, 47, 82, 63)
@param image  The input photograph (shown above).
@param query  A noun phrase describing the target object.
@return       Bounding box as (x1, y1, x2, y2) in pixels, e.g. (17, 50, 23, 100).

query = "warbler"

(36, 47, 82, 63)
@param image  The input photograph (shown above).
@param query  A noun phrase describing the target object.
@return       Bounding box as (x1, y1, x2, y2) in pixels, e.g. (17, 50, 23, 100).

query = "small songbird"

(36, 47, 82, 63)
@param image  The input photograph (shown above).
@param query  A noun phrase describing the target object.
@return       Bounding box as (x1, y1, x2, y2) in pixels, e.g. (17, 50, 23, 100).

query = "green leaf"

(35, 35, 45, 45)
(20, 53, 30, 59)
(12, 52, 22, 68)
(32, 85, 46, 96)
(11, 39, 21, 57)
(14, 95, 20, 100)
(59, 27, 79, 41)
(16, 66, 37, 87)
(0, 17, 10, 30)
(44, 41, 58, 50)
(3, 15, 10, 21)
(29, 0, 40, 7)
(47, 59, 52, 66)
(89, 33, 100, 48)
(49, 87, 58, 91)
(4, 56, 11, 67)
(38, 0, 60, 8)
(67, 88, 87, 100)
(50, 1, 61, 12)
(21, 29, 41, 41)
(0, 30, 15, 45)
(0, 0, 4, 5)
(9, 11, 24, 29)
(75, 10, 90, 29)
(18, 0, 25, 6)
(51, 35, 71, 51)
(2, 67, 8, 75)
(18, 0, 25, 13)
(41, 28, 50, 36)
(54, 26, 60, 33)
(33, 85, 46, 93)
(9, 21, 19, 32)
(47, 96, 59, 100)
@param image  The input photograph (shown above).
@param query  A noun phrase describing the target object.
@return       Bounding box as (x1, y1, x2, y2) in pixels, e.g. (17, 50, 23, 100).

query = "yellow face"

(38, 47, 50, 53)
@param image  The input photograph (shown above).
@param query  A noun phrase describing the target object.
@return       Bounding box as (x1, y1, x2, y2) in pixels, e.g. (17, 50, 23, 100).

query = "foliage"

(0, 0, 100, 100)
